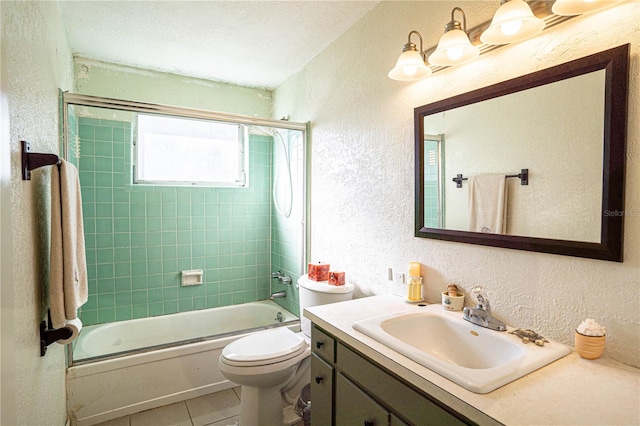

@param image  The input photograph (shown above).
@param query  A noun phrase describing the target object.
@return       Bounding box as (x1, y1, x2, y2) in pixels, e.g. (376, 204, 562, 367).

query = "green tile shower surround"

(75, 116, 301, 325)
(424, 140, 440, 228)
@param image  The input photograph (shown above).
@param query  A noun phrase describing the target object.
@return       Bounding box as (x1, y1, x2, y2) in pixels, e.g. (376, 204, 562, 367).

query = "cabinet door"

(311, 353, 333, 426)
(335, 373, 389, 426)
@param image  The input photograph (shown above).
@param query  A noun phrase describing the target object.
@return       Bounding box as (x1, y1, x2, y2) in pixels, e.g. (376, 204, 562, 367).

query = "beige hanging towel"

(468, 174, 507, 234)
(50, 159, 88, 329)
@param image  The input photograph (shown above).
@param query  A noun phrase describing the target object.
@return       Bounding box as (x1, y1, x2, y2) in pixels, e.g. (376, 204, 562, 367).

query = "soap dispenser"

(407, 262, 423, 302)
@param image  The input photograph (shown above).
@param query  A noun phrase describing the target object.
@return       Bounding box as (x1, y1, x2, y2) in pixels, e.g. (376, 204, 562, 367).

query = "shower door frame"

(62, 92, 309, 359)
(62, 93, 308, 156)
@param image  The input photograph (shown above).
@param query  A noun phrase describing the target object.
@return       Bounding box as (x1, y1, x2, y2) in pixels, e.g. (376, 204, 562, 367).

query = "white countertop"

(304, 294, 640, 426)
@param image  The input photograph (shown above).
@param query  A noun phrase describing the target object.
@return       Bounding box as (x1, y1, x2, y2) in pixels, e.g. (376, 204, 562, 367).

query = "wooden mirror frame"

(415, 44, 629, 262)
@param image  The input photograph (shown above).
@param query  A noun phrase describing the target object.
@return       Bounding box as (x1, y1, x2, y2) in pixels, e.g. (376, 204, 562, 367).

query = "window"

(134, 114, 247, 187)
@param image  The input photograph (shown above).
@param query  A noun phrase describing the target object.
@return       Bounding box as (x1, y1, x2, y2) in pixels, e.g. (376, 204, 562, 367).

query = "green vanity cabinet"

(311, 353, 334, 425)
(310, 324, 474, 426)
(310, 326, 337, 425)
(335, 372, 393, 426)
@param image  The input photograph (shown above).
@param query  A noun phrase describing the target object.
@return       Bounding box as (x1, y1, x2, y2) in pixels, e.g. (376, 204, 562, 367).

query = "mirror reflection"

(423, 70, 605, 243)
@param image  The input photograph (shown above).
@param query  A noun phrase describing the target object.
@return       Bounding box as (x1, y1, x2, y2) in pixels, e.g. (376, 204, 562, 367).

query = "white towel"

(468, 174, 507, 234)
(50, 160, 88, 329)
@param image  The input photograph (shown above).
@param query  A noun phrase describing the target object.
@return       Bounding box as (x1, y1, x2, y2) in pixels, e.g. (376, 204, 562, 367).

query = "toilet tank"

(298, 274, 354, 337)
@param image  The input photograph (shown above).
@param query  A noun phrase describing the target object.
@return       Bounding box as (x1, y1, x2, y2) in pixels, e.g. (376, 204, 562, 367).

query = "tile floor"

(94, 388, 241, 426)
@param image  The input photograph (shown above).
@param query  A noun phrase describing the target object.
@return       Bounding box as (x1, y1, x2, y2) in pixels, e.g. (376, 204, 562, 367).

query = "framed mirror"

(415, 44, 629, 262)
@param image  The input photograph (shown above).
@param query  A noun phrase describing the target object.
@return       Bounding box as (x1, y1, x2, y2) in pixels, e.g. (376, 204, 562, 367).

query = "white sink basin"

(353, 304, 570, 393)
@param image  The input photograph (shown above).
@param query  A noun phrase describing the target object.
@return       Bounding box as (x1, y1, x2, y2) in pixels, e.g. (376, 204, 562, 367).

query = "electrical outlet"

(395, 272, 406, 284)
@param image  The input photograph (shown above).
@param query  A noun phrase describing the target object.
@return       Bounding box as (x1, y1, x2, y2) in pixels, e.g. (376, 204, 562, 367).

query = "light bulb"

(403, 66, 418, 76)
(481, 0, 545, 45)
(501, 20, 522, 36)
(427, 8, 479, 67)
(388, 46, 432, 81)
(447, 47, 464, 61)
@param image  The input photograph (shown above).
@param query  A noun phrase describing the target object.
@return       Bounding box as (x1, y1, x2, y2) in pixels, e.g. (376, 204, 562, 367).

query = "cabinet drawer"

(336, 372, 389, 426)
(312, 325, 336, 363)
(311, 353, 333, 426)
(337, 343, 469, 426)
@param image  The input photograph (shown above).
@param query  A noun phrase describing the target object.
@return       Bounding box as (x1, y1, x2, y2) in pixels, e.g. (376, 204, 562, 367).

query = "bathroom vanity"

(311, 325, 497, 425)
(306, 295, 640, 425)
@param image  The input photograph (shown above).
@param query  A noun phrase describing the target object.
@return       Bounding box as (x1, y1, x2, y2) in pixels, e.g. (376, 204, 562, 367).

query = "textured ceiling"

(58, 1, 380, 90)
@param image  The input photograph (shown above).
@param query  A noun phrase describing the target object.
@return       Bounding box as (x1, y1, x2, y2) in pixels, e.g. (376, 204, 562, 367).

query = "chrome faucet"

(271, 271, 292, 284)
(463, 287, 507, 332)
(269, 290, 287, 300)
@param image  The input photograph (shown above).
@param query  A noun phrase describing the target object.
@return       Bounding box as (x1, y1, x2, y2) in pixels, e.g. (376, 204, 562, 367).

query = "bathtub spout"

(269, 291, 287, 300)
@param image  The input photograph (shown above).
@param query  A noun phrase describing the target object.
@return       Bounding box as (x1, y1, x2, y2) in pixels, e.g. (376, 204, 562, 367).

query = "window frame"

(132, 113, 249, 188)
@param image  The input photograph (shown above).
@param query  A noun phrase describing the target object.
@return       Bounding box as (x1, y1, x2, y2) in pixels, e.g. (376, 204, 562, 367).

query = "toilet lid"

(222, 328, 306, 365)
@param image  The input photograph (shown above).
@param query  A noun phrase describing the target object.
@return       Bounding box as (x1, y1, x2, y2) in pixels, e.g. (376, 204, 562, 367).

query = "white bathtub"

(66, 300, 299, 426)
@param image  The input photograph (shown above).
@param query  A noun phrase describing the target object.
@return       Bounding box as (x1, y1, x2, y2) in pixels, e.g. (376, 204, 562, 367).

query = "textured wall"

(274, 1, 640, 367)
(1, 1, 74, 424)
(74, 58, 274, 118)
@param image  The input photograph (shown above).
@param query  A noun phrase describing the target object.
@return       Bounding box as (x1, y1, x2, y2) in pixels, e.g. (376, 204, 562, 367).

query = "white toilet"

(219, 274, 354, 426)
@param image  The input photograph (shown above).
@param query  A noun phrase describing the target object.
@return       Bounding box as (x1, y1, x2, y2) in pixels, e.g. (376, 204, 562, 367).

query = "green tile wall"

(77, 117, 277, 325)
(424, 140, 441, 228)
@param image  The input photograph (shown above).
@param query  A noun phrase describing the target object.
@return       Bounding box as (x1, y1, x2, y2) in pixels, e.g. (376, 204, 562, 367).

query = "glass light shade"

(552, 0, 623, 16)
(427, 29, 479, 66)
(480, 0, 545, 45)
(388, 50, 432, 81)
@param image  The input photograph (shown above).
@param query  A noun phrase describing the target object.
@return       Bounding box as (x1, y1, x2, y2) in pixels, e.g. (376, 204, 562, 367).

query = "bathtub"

(66, 300, 299, 426)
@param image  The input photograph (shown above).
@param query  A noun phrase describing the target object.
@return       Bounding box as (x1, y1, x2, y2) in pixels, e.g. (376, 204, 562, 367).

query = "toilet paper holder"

(40, 310, 73, 357)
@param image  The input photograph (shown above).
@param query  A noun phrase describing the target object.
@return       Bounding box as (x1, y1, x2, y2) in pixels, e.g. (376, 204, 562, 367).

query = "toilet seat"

(221, 328, 307, 367)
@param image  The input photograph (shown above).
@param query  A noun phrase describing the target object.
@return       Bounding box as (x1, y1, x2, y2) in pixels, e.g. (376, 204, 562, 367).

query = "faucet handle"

(470, 286, 490, 307)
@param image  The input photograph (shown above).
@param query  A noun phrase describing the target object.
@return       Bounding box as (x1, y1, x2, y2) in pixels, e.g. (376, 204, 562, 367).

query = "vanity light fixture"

(389, 0, 619, 80)
(388, 30, 432, 81)
(428, 7, 479, 67)
(551, 0, 623, 16)
(480, 0, 545, 45)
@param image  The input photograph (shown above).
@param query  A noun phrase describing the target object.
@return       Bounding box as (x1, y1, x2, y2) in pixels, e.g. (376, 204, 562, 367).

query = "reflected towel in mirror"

(468, 174, 507, 234)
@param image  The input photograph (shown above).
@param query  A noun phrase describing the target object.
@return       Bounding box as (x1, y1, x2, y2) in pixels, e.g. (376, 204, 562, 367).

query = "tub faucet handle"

(271, 271, 292, 284)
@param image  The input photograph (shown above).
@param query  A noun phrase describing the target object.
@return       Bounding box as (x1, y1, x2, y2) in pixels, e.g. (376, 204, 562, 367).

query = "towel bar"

(21, 140, 61, 180)
(40, 310, 73, 356)
(452, 169, 529, 188)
